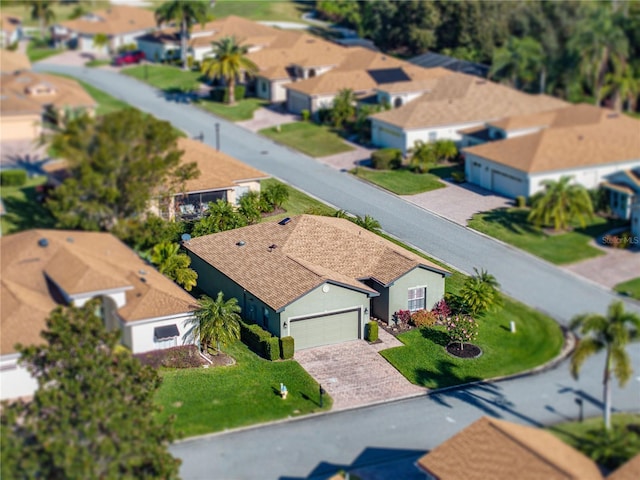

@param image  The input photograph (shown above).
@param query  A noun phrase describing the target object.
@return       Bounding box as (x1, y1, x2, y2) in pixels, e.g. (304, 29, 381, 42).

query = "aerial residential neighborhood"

(0, 1, 639, 479)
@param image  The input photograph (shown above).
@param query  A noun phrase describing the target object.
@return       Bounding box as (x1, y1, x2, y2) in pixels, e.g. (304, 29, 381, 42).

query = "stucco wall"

(0, 355, 38, 400)
(0, 114, 42, 141)
(464, 152, 529, 198)
(137, 39, 172, 62)
(125, 313, 195, 354)
(386, 267, 446, 317)
(287, 90, 311, 114)
(371, 120, 406, 152)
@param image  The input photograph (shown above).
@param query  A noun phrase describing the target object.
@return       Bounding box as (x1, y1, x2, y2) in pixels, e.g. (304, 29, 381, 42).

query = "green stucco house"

(184, 215, 449, 350)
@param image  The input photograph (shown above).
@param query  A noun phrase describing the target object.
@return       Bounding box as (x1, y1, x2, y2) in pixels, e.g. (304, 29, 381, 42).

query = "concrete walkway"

(317, 139, 375, 172)
(564, 243, 640, 289)
(236, 105, 299, 132)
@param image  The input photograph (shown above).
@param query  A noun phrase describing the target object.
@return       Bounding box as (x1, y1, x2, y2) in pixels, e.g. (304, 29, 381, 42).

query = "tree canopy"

(46, 109, 197, 231)
(528, 176, 594, 231)
(189, 292, 242, 353)
(0, 301, 180, 479)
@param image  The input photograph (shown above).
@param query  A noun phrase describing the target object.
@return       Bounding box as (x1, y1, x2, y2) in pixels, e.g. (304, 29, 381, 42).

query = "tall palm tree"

(409, 140, 436, 173)
(432, 140, 458, 164)
(527, 176, 594, 231)
(490, 36, 545, 91)
(459, 268, 502, 317)
(570, 301, 640, 430)
(201, 36, 258, 104)
(155, 0, 209, 70)
(331, 88, 356, 128)
(601, 60, 640, 112)
(190, 292, 242, 353)
(149, 241, 198, 291)
(27, 0, 56, 39)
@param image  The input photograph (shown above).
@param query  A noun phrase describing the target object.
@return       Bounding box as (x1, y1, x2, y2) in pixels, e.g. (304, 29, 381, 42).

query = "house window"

(408, 287, 426, 312)
(394, 97, 403, 108)
(154, 325, 179, 350)
(428, 131, 437, 141)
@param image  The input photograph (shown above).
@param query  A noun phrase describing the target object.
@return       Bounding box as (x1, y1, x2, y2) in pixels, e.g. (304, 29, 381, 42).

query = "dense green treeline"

(315, 0, 639, 110)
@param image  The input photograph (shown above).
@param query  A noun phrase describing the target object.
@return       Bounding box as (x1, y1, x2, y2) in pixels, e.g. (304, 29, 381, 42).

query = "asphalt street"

(33, 64, 640, 479)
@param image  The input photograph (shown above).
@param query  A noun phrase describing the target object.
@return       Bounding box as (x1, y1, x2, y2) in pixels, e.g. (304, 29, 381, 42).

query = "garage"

(289, 309, 361, 351)
(491, 170, 524, 198)
(0, 115, 41, 141)
(287, 90, 310, 114)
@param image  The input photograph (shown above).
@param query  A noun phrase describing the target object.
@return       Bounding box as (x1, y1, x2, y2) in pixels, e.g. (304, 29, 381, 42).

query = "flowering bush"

(445, 315, 478, 348)
(411, 309, 438, 328)
(431, 299, 452, 323)
(393, 309, 412, 326)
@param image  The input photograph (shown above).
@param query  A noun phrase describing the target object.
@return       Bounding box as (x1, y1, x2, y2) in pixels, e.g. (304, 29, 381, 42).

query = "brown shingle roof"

(370, 72, 567, 129)
(1, 230, 197, 355)
(0, 50, 31, 74)
(608, 454, 640, 480)
(1, 71, 96, 116)
(464, 105, 640, 173)
(60, 5, 156, 36)
(175, 138, 269, 193)
(417, 417, 603, 480)
(184, 215, 448, 311)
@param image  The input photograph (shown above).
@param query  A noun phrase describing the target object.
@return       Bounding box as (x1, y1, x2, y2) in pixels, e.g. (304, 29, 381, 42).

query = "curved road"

(34, 64, 640, 479)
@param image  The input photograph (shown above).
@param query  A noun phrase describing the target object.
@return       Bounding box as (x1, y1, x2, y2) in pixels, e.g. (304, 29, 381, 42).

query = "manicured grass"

(49, 74, 129, 116)
(26, 42, 63, 62)
(196, 98, 269, 122)
(122, 65, 204, 91)
(614, 277, 640, 300)
(259, 122, 354, 157)
(155, 341, 331, 437)
(380, 297, 564, 389)
(211, 0, 313, 22)
(85, 59, 111, 68)
(260, 178, 336, 223)
(468, 208, 626, 265)
(0, 176, 55, 235)
(352, 167, 446, 195)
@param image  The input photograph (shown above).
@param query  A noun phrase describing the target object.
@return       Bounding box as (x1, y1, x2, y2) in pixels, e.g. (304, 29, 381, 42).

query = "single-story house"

(460, 104, 640, 198)
(0, 229, 198, 400)
(409, 51, 489, 78)
(369, 72, 567, 154)
(56, 5, 157, 54)
(0, 71, 96, 142)
(0, 49, 31, 74)
(416, 416, 603, 480)
(0, 14, 22, 48)
(607, 454, 640, 480)
(184, 215, 449, 351)
(602, 169, 640, 239)
(149, 137, 269, 220)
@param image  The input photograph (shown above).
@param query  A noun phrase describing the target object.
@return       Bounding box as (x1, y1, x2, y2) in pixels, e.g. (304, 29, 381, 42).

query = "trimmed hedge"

(371, 148, 402, 170)
(280, 336, 295, 359)
(0, 169, 27, 186)
(239, 320, 281, 360)
(365, 321, 379, 342)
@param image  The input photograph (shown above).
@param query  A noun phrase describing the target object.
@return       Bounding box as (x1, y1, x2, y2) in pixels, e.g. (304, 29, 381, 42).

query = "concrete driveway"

(295, 332, 426, 411)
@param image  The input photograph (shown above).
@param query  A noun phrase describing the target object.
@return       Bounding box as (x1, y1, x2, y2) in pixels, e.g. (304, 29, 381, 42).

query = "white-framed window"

(428, 131, 437, 141)
(408, 287, 426, 312)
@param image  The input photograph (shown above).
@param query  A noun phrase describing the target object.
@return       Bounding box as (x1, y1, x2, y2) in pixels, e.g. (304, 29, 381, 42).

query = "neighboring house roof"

(376, 65, 452, 94)
(417, 416, 603, 480)
(0, 71, 96, 116)
(184, 215, 449, 312)
(464, 105, 640, 174)
(0, 49, 31, 74)
(175, 138, 269, 193)
(1, 230, 197, 355)
(602, 168, 640, 196)
(608, 454, 640, 480)
(60, 5, 156, 36)
(409, 51, 489, 78)
(369, 72, 567, 129)
(0, 14, 21, 36)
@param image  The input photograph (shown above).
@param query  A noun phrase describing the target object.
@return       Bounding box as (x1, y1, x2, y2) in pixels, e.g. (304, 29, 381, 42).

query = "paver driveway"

(294, 336, 426, 411)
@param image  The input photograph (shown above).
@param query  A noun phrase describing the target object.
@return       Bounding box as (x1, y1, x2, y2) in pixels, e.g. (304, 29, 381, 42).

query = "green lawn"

(614, 277, 640, 300)
(468, 208, 626, 265)
(380, 297, 564, 389)
(85, 59, 111, 68)
(122, 65, 204, 91)
(26, 42, 63, 62)
(260, 178, 336, 223)
(259, 122, 354, 157)
(155, 341, 331, 438)
(196, 98, 269, 122)
(0, 176, 55, 235)
(352, 167, 446, 195)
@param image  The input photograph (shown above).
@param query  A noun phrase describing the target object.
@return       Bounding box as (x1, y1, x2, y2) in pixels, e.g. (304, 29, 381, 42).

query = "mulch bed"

(446, 342, 483, 359)
(135, 345, 235, 369)
(201, 350, 235, 367)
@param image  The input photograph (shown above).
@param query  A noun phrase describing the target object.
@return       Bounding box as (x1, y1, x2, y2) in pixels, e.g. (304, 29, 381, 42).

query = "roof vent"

(66, 237, 74, 243)
(268, 244, 277, 252)
(38, 238, 49, 248)
(236, 240, 246, 247)
(278, 217, 291, 226)
(578, 135, 584, 140)
(607, 112, 619, 118)
(476, 80, 487, 85)
(139, 269, 147, 275)
(140, 277, 147, 283)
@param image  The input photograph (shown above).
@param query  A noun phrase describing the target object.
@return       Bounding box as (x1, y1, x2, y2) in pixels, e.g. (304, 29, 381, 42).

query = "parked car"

(112, 50, 145, 66)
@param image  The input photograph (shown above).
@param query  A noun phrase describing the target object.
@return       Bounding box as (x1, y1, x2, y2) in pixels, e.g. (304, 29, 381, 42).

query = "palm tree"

(601, 60, 640, 112)
(261, 182, 289, 211)
(201, 36, 259, 104)
(459, 268, 502, 317)
(155, 0, 209, 70)
(354, 214, 381, 234)
(409, 140, 435, 173)
(93, 33, 109, 55)
(27, 0, 56, 39)
(331, 88, 356, 128)
(149, 241, 198, 291)
(570, 301, 640, 430)
(490, 37, 545, 91)
(528, 176, 594, 231)
(191, 199, 247, 236)
(190, 292, 242, 353)
(432, 140, 458, 164)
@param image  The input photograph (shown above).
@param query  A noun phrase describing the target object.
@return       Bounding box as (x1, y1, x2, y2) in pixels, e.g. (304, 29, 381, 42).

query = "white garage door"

(0, 118, 40, 141)
(290, 309, 360, 351)
(492, 170, 523, 198)
(287, 91, 310, 114)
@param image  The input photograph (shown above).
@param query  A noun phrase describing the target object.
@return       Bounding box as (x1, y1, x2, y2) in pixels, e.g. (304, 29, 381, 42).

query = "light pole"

(575, 397, 584, 422)
(215, 123, 220, 151)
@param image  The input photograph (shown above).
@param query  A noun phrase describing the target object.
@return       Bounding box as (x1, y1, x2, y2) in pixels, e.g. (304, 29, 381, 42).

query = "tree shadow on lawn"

(429, 164, 464, 180)
(420, 327, 450, 346)
(477, 208, 540, 236)
(2, 189, 55, 232)
(574, 217, 628, 238)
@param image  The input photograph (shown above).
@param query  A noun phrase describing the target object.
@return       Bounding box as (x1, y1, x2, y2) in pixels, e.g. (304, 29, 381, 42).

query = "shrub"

(301, 109, 310, 122)
(238, 320, 281, 360)
(411, 309, 438, 328)
(0, 169, 27, 186)
(445, 315, 479, 346)
(431, 299, 451, 324)
(393, 309, 412, 327)
(516, 195, 526, 208)
(317, 107, 331, 125)
(371, 148, 402, 170)
(603, 232, 633, 249)
(365, 321, 379, 342)
(264, 337, 280, 361)
(280, 336, 295, 359)
(224, 85, 246, 103)
(451, 171, 466, 183)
